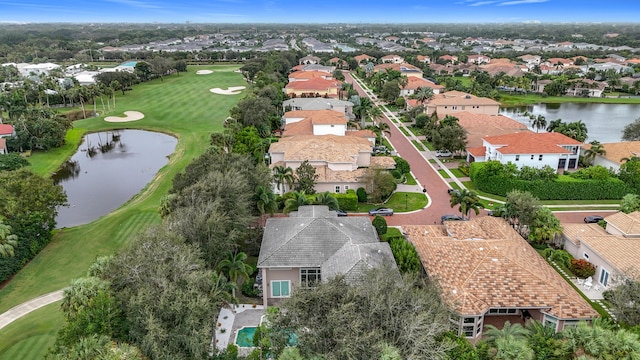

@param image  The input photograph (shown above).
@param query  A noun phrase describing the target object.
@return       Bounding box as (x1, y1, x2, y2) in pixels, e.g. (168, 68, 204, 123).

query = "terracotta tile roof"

(405, 217, 597, 319)
(370, 156, 396, 169)
(285, 78, 341, 91)
(467, 146, 486, 157)
(288, 70, 332, 80)
(605, 211, 640, 236)
(450, 111, 530, 148)
(403, 77, 445, 90)
(627, 58, 640, 64)
(561, 223, 609, 247)
(354, 54, 375, 63)
(381, 54, 401, 60)
(345, 129, 376, 139)
(291, 64, 304, 71)
(484, 132, 582, 155)
(547, 58, 573, 65)
(0, 124, 14, 136)
(427, 91, 500, 107)
(282, 119, 313, 136)
(417, 55, 430, 62)
(374, 63, 422, 73)
(314, 165, 368, 183)
(406, 99, 420, 108)
(269, 135, 372, 164)
(284, 110, 347, 125)
(584, 141, 640, 165)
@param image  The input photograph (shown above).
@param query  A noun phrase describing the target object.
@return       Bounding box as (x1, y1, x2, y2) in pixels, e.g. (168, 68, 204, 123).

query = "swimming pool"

(235, 326, 257, 347)
(120, 61, 138, 67)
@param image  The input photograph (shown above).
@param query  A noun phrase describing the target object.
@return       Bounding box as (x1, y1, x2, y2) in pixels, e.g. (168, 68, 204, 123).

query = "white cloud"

(498, 0, 549, 5)
(468, 1, 498, 6)
(104, 0, 161, 9)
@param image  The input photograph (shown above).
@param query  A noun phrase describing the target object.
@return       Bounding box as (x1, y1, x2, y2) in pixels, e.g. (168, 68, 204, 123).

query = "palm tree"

(414, 86, 434, 104)
(484, 321, 529, 344)
(255, 185, 278, 226)
(210, 271, 236, 308)
(583, 140, 606, 165)
(532, 115, 547, 133)
(0, 220, 18, 258)
(283, 191, 311, 214)
(546, 118, 563, 133)
(314, 191, 339, 210)
(216, 251, 253, 299)
(355, 97, 374, 128)
(449, 189, 483, 219)
(366, 121, 391, 147)
(273, 165, 294, 194)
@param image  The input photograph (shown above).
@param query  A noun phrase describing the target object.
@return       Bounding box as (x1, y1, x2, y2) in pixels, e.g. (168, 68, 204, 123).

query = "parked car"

(584, 215, 604, 223)
(335, 209, 348, 217)
(441, 214, 464, 224)
(447, 188, 460, 195)
(435, 150, 452, 157)
(369, 207, 394, 216)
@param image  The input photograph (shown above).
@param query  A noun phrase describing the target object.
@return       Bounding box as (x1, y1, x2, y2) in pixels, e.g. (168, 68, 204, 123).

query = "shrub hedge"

(384, 236, 421, 274)
(470, 162, 632, 200)
(334, 189, 358, 211)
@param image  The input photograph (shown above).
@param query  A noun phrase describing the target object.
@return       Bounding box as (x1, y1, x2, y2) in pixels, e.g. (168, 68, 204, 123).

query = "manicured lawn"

(0, 302, 63, 360)
(359, 192, 428, 213)
(500, 93, 640, 107)
(399, 127, 410, 136)
(449, 168, 466, 178)
(0, 65, 245, 314)
(381, 138, 395, 151)
(438, 169, 450, 178)
(411, 140, 425, 150)
(404, 172, 417, 185)
(423, 141, 435, 151)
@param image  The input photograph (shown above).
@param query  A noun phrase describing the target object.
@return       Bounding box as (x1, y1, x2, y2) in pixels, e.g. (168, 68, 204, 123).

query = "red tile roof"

(288, 70, 331, 80)
(484, 132, 582, 155)
(403, 77, 444, 91)
(285, 78, 341, 91)
(0, 124, 14, 136)
(450, 111, 530, 148)
(467, 146, 486, 157)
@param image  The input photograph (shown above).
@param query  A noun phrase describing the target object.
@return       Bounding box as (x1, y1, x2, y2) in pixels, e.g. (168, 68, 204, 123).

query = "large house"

(283, 98, 355, 119)
(284, 78, 341, 98)
(448, 112, 530, 148)
(287, 70, 334, 82)
(257, 205, 396, 306)
(586, 141, 640, 172)
(373, 63, 423, 78)
(467, 132, 582, 172)
(562, 211, 640, 290)
(424, 91, 500, 116)
(405, 217, 598, 340)
(400, 77, 444, 97)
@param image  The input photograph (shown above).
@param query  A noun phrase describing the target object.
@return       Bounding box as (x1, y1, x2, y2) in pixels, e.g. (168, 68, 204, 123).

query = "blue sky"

(1, 0, 639, 24)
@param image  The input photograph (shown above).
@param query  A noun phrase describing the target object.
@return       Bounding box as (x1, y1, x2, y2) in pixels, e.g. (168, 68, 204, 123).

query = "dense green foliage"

(393, 156, 411, 174)
(470, 161, 631, 200)
(0, 153, 29, 171)
(385, 236, 421, 274)
(0, 169, 67, 282)
(333, 189, 359, 211)
(372, 215, 388, 236)
(356, 187, 368, 203)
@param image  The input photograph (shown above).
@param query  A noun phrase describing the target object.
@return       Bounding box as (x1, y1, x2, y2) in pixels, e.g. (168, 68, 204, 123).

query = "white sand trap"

(234, 69, 242, 73)
(210, 86, 246, 95)
(196, 69, 214, 75)
(104, 111, 145, 123)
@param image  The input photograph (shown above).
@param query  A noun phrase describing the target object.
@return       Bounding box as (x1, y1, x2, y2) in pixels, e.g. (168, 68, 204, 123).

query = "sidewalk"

(0, 289, 65, 330)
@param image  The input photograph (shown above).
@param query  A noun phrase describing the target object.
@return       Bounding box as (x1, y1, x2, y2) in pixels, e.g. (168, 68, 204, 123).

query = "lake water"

(53, 129, 177, 228)
(500, 103, 640, 143)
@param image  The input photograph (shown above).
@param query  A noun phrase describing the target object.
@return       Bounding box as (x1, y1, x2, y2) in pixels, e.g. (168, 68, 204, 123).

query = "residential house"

(283, 98, 355, 119)
(416, 55, 431, 64)
(329, 57, 348, 68)
(380, 54, 404, 64)
(284, 78, 341, 98)
(22, 62, 61, 76)
(0, 138, 6, 155)
(405, 217, 597, 340)
(519, 54, 542, 67)
(467, 54, 490, 65)
(535, 79, 553, 93)
(467, 132, 582, 172)
(424, 91, 500, 116)
(354, 54, 376, 64)
(586, 141, 640, 172)
(288, 70, 333, 82)
(566, 79, 606, 98)
(299, 55, 321, 65)
(562, 211, 640, 290)
(0, 124, 15, 155)
(373, 63, 423, 78)
(400, 77, 444, 97)
(438, 55, 458, 64)
(257, 205, 397, 306)
(290, 64, 335, 74)
(448, 112, 530, 148)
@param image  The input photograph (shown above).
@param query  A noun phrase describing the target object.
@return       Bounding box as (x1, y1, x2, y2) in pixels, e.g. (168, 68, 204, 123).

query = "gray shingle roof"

(258, 206, 395, 279)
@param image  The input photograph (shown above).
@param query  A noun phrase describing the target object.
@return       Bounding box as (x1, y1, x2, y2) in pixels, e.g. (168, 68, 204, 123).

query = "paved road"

(344, 71, 617, 226)
(0, 289, 64, 330)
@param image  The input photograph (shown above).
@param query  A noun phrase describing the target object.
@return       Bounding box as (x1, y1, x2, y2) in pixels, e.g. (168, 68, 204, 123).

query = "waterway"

(500, 103, 640, 143)
(52, 129, 177, 228)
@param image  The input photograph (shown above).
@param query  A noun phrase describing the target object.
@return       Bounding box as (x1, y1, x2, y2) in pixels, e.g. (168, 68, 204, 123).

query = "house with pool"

(404, 217, 597, 340)
(256, 205, 397, 306)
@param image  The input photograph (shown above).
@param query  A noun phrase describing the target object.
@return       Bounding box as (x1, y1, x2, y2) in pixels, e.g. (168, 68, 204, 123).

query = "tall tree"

(216, 251, 253, 299)
(504, 190, 541, 237)
(272, 165, 294, 194)
(314, 191, 339, 210)
(583, 140, 606, 165)
(449, 189, 483, 219)
(283, 191, 311, 214)
(532, 115, 547, 133)
(622, 117, 640, 141)
(294, 160, 318, 194)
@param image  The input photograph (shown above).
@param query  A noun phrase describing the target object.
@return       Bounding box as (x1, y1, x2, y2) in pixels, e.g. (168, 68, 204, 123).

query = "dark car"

(369, 207, 394, 216)
(584, 215, 604, 223)
(336, 209, 348, 217)
(441, 214, 464, 224)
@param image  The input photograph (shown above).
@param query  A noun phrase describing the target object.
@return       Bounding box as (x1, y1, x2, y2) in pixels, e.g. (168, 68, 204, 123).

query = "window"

(599, 268, 610, 286)
(583, 253, 590, 260)
(452, 106, 458, 110)
(543, 314, 558, 331)
(344, 185, 350, 191)
(539, 155, 543, 161)
(271, 280, 290, 298)
(335, 186, 341, 193)
(462, 106, 465, 110)
(488, 308, 518, 315)
(531, 155, 534, 160)
(563, 320, 579, 328)
(300, 268, 321, 288)
(515, 155, 520, 161)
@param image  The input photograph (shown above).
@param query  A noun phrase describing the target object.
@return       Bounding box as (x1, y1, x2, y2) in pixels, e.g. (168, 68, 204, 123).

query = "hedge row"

(334, 189, 358, 211)
(470, 162, 632, 200)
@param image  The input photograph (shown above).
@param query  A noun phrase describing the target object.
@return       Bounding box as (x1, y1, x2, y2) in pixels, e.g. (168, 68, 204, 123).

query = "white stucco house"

(467, 132, 583, 172)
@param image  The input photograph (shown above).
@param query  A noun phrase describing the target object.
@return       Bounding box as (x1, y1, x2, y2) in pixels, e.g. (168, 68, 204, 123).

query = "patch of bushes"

(372, 215, 387, 236)
(334, 189, 358, 211)
(356, 187, 367, 202)
(570, 259, 596, 279)
(242, 279, 260, 297)
(393, 157, 411, 174)
(458, 162, 470, 176)
(384, 236, 421, 274)
(64, 109, 90, 121)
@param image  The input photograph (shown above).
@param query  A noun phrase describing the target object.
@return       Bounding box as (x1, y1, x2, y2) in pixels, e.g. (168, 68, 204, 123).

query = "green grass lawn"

(399, 127, 410, 136)
(359, 192, 428, 213)
(0, 65, 245, 314)
(404, 172, 417, 185)
(381, 138, 395, 152)
(411, 140, 425, 151)
(438, 169, 450, 178)
(449, 168, 466, 178)
(0, 302, 63, 360)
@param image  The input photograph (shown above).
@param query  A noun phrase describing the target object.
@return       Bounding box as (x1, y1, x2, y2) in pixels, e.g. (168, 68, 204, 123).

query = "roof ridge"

(259, 218, 315, 264)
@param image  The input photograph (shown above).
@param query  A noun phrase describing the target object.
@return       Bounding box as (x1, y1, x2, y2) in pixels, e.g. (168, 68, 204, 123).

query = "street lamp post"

(405, 193, 408, 210)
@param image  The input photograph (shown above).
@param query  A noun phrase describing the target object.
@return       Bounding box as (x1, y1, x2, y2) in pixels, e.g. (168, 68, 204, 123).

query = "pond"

(52, 129, 177, 228)
(500, 103, 640, 143)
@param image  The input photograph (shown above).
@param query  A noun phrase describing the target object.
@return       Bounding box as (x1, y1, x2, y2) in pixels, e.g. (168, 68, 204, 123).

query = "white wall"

(313, 124, 346, 136)
(593, 156, 621, 172)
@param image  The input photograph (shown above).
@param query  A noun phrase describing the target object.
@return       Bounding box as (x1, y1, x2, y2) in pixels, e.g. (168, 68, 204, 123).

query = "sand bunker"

(196, 69, 214, 75)
(104, 111, 145, 123)
(210, 86, 246, 95)
(234, 69, 242, 73)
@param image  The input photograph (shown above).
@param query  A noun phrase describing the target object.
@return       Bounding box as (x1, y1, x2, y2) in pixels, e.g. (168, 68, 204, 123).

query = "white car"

(435, 150, 452, 157)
